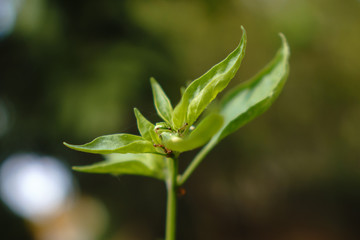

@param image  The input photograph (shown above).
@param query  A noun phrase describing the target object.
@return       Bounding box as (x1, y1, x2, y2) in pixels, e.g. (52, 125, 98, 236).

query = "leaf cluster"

(64, 27, 290, 184)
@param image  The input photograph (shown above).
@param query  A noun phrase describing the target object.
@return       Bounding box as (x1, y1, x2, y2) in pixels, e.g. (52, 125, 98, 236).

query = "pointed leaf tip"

(150, 77, 173, 125)
(63, 141, 78, 150)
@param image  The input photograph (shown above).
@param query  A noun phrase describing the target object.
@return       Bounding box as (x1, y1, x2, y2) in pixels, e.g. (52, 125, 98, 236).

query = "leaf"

(64, 134, 158, 154)
(171, 26, 247, 129)
(73, 153, 166, 180)
(177, 34, 290, 186)
(215, 33, 290, 142)
(150, 77, 173, 125)
(134, 108, 160, 144)
(161, 114, 223, 152)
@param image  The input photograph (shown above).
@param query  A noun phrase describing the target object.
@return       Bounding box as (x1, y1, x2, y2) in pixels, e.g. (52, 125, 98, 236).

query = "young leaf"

(73, 153, 166, 180)
(215, 33, 290, 142)
(150, 77, 173, 125)
(178, 34, 290, 186)
(64, 134, 158, 154)
(161, 114, 223, 152)
(171, 26, 247, 130)
(134, 108, 160, 144)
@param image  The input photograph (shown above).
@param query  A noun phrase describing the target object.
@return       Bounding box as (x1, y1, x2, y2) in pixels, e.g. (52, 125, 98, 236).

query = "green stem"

(178, 138, 217, 186)
(165, 157, 178, 240)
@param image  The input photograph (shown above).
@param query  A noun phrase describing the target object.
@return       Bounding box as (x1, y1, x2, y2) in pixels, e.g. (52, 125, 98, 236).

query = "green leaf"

(215, 33, 290, 142)
(150, 77, 173, 125)
(161, 114, 223, 152)
(73, 153, 166, 180)
(171, 26, 247, 129)
(134, 108, 160, 144)
(64, 134, 158, 154)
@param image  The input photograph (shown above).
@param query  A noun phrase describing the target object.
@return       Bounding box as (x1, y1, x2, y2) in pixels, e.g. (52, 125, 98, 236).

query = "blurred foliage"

(1, 0, 360, 239)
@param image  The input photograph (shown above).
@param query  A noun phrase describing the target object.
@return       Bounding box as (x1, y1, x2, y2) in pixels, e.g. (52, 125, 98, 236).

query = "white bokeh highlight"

(0, 153, 73, 221)
(0, 0, 21, 37)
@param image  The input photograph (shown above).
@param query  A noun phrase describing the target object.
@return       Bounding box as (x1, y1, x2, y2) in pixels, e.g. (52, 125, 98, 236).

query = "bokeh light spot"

(0, 153, 74, 221)
(0, 0, 20, 38)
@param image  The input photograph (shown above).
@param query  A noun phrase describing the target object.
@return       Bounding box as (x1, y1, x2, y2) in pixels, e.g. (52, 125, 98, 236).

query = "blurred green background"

(1, 0, 360, 239)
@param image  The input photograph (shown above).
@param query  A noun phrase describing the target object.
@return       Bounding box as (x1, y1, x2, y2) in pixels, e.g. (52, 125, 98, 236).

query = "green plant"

(64, 27, 289, 240)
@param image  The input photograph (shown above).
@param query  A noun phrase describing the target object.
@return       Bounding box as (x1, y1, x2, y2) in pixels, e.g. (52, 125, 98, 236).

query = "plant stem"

(165, 157, 178, 240)
(178, 138, 217, 186)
